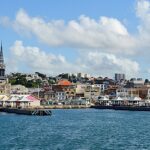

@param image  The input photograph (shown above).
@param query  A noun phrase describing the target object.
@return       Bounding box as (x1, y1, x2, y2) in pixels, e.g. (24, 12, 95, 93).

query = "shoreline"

(41, 105, 91, 109)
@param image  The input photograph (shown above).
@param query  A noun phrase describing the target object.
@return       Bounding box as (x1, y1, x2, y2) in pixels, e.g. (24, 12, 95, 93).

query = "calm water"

(0, 109, 150, 150)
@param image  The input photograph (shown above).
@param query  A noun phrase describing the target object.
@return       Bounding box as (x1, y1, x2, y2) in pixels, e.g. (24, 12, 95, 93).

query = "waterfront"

(0, 109, 150, 150)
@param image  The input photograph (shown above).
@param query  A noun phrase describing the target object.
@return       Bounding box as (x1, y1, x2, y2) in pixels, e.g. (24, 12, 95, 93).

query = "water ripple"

(0, 109, 150, 150)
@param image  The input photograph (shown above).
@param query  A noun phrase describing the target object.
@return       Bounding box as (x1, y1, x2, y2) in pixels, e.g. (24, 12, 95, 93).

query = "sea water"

(0, 109, 150, 150)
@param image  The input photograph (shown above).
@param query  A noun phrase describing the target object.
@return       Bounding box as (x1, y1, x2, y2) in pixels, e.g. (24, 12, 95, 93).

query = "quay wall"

(0, 107, 52, 116)
(41, 105, 91, 109)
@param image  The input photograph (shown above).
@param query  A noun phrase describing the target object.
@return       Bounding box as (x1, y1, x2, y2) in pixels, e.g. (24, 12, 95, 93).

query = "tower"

(0, 41, 5, 80)
(115, 73, 125, 82)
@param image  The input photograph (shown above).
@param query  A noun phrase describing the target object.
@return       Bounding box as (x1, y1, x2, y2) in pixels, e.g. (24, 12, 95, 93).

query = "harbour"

(1, 109, 150, 150)
(2, 0, 150, 149)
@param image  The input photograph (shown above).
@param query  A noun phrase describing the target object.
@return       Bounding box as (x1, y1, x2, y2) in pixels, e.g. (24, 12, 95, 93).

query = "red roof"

(26, 95, 39, 101)
(58, 80, 72, 86)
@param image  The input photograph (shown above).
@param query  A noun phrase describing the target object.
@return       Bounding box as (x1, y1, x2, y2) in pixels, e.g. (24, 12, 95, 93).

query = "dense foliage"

(8, 73, 43, 88)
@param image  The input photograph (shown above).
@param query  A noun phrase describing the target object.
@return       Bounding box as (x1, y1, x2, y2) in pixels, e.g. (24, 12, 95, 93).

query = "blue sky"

(0, 0, 150, 79)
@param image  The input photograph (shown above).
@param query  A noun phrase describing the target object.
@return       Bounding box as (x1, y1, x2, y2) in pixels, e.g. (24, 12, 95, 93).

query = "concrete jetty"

(0, 107, 52, 116)
(91, 105, 150, 111)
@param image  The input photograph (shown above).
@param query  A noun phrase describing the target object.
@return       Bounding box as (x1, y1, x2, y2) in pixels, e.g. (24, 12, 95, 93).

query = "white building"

(147, 89, 150, 100)
(84, 85, 101, 99)
(75, 84, 86, 96)
(94, 84, 106, 93)
(131, 78, 145, 88)
(4, 95, 40, 108)
(55, 92, 66, 101)
(116, 88, 129, 97)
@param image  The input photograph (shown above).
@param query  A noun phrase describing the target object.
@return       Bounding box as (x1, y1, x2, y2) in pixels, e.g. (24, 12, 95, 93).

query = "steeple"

(0, 41, 4, 64)
(0, 41, 5, 79)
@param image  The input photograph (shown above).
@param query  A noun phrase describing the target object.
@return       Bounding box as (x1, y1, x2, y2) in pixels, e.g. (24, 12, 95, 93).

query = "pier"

(91, 105, 150, 111)
(0, 107, 52, 116)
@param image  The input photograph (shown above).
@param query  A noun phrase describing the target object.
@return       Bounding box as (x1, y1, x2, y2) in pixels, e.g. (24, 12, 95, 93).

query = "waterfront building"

(116, 88, 128, 98)
(116, 88, 140, 98)
(116, 87, 149, 99)
(4, 95, 40, 108)
(55, 91, 66, 101)
(84, 85, 101, 100)
(75, 84, 86, 97)
(70, 97, 90, 105)
(112, 97, 125, 106)
(112, 96, 144, 106)
(115, 73, 125, 82)
(147, 89, 150, 100)
(96, 96, 110, 106)
(0, 95, 9, 107)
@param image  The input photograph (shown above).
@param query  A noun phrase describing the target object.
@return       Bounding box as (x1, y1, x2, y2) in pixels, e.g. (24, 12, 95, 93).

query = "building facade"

(115, 73, 125, 82)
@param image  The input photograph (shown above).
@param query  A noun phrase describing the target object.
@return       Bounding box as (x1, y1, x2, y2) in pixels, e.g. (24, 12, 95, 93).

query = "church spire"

(0, 41, 4, 64)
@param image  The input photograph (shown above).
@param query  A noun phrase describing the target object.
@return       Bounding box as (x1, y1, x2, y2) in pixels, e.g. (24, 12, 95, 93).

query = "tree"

(145, 79, 149, 84)
(35, 72, 46, 79)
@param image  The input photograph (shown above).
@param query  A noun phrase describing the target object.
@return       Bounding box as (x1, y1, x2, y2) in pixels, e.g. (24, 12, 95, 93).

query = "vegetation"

(8, 73, 43, 88)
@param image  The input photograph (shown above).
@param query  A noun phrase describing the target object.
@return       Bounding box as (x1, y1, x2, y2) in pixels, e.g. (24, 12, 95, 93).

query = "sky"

(1, 0, 150, 79)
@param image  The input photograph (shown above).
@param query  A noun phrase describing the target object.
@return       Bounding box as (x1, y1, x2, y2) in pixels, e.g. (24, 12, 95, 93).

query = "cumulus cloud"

(78, 52, 140, 77)
(9, 41, 140, 78)
(136, 0, 150, 48)
(10, 40, 77, 75)
(3, 0, 150, 77)
(11, 9, 136, 55)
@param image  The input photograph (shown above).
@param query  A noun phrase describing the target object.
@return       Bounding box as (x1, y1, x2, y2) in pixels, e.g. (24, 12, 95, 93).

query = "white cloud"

(78, 52, 140, 78)
(3, 0, 150, 77)
(9, 41, 140, 78)
(136, 0, 150, 19)
(11, 9, 136, 55)
(136, 0, 150, 48)
(10, 40, 77, 75)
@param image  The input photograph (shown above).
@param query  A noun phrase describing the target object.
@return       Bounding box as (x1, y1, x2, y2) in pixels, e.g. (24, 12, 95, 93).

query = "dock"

(42, 105, 91, 109)
(0, 108, 52, 116)
(91, 105, 150, 111)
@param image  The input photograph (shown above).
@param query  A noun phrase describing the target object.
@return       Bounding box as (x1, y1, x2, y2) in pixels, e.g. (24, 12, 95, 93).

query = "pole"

(38, 85, 39, 99)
